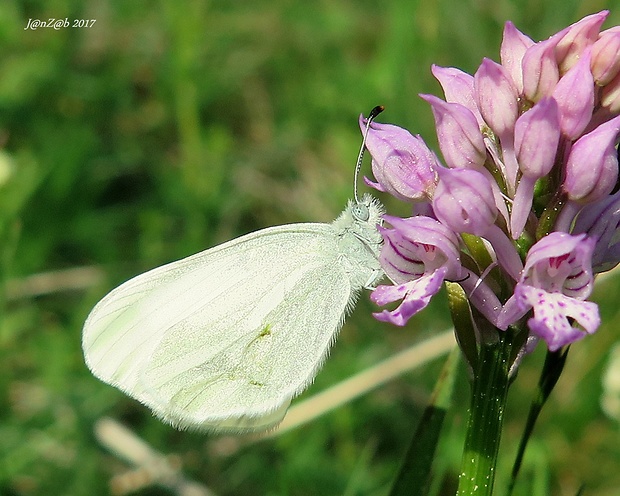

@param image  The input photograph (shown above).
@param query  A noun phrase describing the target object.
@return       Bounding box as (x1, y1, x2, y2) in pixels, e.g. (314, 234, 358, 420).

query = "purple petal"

(420, 94, 486, 170)
(591, 27, 620, 85)
(520, 232, 596, 299)
(432, 167, 497, 236)
(474, 58, 519, 138)
(500, 21, 535, 93)
(552, 49, 595, 139)
(510, 176, 536, 239)
(522, 37, 561, 102)
(371, 269, 448, 326)
(514, 97, 561, 177)
(555, 11, 608, 73)
(379, 215, 462, 283)
(518, 286, 600, 351)
(431, 65, 484, 126)
(563, 114, 620, 203)
(360, 115, 439, 202)
(363, 175, 387, 192)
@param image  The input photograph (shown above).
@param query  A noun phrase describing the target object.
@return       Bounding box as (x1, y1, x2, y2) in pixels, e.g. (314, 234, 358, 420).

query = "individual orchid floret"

(371, 216, 462, 326)
(500, 21, 534, 94)
(514, 98, 561, 177)
(432, 167, 497, 236)
(563, 114, 620, 204)
(498, 233, 599, 352)
(431, 65, 484, 127)
(360, 116, 439, 202)
(573, 190, 620, 273)
(511, 97, 561, 238)
(474, 58, 520, 189)
(474, 58, 520, 137)
(591, 27, 620, 85)
(432, 167, 523, 280)
(420, 94, 487, 170)
(555, 10, 608, 73)
(521, 37, 562, 102)
(552, 49, 595, 139)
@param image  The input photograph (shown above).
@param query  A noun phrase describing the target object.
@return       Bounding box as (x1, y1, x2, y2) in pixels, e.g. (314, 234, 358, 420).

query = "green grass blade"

(507, 348, 569, 495)
(389, 346, 460, 496)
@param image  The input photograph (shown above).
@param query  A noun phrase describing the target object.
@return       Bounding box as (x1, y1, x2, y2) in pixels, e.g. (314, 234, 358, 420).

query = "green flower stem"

(457, 329, 514, 496)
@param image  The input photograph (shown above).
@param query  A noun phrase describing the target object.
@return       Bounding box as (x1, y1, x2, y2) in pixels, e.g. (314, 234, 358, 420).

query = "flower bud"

(474, 58, 519, 138)
(432, 167, 497, 235)
(431, 65, 485, 127)
(511, 98, 562, 238)
(515, 97, 561, 177)
(591, 27, 620, 86)
(420, 94, 486, 169)
(360, 116, 439, 202)
(500, 21, 535, 94)
(563, 114, 620, 204)
(522, 37, 561, 102)
(432, 169, 524, 279)
(552, 49, 595, 139)
(555, 10, 608, 73)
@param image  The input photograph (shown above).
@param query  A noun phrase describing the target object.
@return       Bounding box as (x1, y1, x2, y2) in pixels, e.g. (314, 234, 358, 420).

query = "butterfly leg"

(363, 268, 385, 290)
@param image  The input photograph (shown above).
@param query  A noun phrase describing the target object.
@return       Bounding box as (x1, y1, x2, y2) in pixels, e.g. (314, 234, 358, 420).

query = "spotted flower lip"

(498, 233, 599, 351)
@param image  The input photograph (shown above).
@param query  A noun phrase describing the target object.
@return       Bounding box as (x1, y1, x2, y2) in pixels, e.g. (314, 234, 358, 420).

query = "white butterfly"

(82, 107, 387, 432)
(82, 194, 384, 432)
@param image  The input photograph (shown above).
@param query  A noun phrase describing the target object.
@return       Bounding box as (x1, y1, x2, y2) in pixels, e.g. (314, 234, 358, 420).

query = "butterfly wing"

(83, 223, 359, 431)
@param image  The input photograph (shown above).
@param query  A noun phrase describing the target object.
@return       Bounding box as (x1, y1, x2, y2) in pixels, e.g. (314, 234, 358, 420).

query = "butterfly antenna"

(354, 105, 384, 203)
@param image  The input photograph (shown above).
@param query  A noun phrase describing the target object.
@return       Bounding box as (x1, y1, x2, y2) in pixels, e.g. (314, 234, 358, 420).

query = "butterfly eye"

(352, 203, 370, 222)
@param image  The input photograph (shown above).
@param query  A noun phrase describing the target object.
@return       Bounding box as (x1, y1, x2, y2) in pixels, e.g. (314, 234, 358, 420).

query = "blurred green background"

(2, 0, 620, 495)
